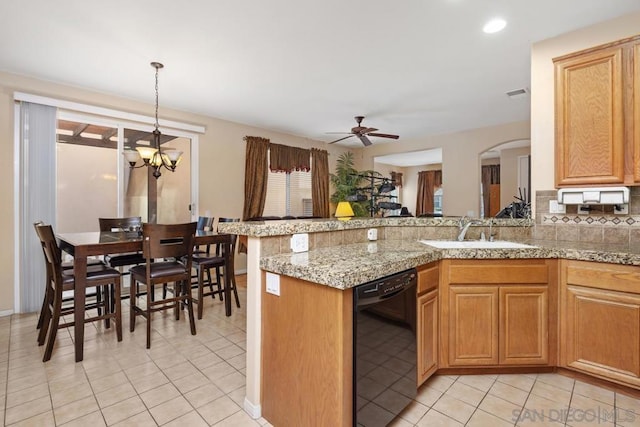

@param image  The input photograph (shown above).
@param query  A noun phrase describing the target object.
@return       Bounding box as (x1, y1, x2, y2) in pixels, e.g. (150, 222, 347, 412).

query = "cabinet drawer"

(565, 260, 640, 294)
(448, 260, 548, 284)
(418, 264, 439, 294)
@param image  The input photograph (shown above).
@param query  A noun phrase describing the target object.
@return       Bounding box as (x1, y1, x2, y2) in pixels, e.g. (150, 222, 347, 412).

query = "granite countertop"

(259, 238, 640, 290)
(217, 217, 533, 237)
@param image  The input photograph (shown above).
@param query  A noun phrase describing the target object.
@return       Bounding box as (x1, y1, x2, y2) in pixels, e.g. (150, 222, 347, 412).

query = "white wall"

(531, 12, 640, 212)
(0, 71, 353, 312)
(362, 121, 530, 216)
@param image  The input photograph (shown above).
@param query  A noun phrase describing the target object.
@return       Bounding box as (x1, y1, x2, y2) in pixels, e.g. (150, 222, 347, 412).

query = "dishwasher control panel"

(356, 269, 417, 302)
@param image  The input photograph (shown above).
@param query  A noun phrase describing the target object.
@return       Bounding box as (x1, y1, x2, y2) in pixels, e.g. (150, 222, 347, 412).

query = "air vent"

(506, 88, 528, 98)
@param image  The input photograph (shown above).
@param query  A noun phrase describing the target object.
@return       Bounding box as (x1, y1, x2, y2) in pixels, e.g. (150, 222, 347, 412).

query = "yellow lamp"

(335, 201, 355, 221)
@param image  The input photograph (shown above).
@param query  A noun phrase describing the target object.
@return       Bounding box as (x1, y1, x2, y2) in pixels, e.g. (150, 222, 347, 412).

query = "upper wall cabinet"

(554, 35, 640, 187)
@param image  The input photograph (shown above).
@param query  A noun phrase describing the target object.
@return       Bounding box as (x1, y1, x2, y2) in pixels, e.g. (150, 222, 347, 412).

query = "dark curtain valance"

(269, 143, 311, 173)
(482, 165, 500, 185)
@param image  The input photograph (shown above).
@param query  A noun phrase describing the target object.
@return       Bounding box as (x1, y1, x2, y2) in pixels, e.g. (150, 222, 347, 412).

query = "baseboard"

(244, 397, 262, 419)
(0, 309, 14, 317)
(235, 268, 247, 275)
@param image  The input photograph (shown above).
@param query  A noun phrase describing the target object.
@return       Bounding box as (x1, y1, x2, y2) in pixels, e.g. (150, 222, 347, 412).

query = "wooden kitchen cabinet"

(417, 263, 439, 385)
(500, 286, 548, 365)
(440, 259, 556, 368)
(449, 286, 499, 366)
(554, 35, 640, 186)
(560, 260, 640, 388)
(261, 273, 353, 426)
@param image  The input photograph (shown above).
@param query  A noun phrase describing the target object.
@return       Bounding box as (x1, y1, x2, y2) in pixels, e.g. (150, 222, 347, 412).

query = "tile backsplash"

(534, 188, 640, 244)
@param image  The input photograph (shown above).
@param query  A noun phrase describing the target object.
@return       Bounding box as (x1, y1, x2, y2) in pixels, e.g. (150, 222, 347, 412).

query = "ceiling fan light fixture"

(483, 18, 507, 34)
(327, 116, 399, 146)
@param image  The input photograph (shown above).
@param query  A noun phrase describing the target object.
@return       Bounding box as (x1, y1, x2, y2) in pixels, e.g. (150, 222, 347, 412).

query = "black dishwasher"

(353, 268, 417, 427)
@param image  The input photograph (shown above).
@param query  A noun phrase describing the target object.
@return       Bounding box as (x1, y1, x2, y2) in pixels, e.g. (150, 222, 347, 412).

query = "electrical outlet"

(615, 204, 629, 215)
(290, 233, 309, 253)
(265, 272, 280, 296)
(549, 200, 566, 214)
(367, 228, 378, 241)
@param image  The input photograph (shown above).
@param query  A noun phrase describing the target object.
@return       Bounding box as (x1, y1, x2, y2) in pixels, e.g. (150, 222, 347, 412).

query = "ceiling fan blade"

(358, 135, 373, 146)
(328, 135, 355, 144)
(367, 133, 399, 139)
(361, 127, 379, 134)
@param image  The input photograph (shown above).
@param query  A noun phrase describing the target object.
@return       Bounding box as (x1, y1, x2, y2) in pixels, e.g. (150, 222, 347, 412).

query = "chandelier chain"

(154, 65, 160, 131)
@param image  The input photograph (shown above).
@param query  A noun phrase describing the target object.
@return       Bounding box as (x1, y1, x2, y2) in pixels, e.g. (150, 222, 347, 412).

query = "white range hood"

(557, 187, 630, 205)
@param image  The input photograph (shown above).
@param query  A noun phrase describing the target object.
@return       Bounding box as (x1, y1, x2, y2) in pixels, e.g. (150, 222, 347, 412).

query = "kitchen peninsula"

(218, 217, 640, 425)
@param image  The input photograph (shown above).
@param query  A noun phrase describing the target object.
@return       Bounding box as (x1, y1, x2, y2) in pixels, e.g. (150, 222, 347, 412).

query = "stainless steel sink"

(419, 240, 537, 249)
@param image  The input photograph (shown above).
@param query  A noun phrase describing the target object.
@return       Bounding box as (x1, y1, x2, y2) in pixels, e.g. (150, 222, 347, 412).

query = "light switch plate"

(290, 233, 309, 253)
(265, 272, 280, 296)
(367, 228, 378, 241)
(549, 200, 566, 214)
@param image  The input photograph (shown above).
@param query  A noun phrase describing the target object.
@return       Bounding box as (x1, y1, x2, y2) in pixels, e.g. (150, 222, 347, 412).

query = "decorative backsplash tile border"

(541, 214, 640, 226)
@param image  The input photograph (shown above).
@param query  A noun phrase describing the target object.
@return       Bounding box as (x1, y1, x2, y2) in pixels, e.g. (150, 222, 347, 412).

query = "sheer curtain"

(19, 102, 57, 313)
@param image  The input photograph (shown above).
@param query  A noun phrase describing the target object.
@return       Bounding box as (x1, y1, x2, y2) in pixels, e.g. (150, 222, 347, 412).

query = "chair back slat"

(196, 216, 214, 231)
(99, 217, 142, 232)
(33, 223, 64, 281)
(141, 222, 197, 260)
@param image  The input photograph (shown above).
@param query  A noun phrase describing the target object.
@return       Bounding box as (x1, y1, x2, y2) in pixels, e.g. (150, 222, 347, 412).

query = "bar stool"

(190, 218, 240, 319)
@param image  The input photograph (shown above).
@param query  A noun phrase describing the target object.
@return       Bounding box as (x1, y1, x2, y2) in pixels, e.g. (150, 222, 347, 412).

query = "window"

(263, 168, 312, 217)
(433, 187, 443, 214)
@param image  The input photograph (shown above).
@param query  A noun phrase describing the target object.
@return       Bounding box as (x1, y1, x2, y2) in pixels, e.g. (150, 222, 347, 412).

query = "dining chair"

(34, 221, 106, 332)
(190, 217, 240, 319)
(98, 217, 146, 268)
(192, 216, 214, 256)
(34, 223, 122, 362)
(163, 216, 214, 301)
(129, 222, 197, 349)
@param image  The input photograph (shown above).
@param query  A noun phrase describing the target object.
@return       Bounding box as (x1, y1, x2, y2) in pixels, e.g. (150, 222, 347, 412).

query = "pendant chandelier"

(123, 62, 182, 178)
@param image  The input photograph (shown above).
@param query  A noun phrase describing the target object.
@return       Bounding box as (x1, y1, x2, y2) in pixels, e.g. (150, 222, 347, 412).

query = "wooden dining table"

(57, 229, 234, 362)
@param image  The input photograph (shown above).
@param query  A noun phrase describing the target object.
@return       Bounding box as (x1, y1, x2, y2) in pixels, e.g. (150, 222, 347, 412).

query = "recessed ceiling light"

(483, 18, 507, 34)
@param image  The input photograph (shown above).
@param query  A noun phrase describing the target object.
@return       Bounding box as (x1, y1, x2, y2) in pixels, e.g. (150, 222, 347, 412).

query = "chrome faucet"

(457, 217, 483, 241)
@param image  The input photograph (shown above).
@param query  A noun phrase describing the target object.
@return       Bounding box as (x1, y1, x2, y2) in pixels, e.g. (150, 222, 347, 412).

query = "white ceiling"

(1, 1, 639, 148)
(376, 148, 443, 168)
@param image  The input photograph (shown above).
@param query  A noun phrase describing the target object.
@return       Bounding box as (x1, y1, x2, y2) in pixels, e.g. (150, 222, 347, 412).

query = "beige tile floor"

(1, 275, 639, 426)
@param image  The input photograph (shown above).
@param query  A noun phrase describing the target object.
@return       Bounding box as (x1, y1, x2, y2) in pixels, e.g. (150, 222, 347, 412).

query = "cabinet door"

(555, 45, 625, 186)
(499, 286, 548, 365)
(634, 41, 640, 183)
(448, 286, 499, 366)
(563, 285, 640, 387)
(417, 289, 438, 386)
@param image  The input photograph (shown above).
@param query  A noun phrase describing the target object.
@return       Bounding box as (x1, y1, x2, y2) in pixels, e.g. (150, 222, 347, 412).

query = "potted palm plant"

(330, 152, 369, 217)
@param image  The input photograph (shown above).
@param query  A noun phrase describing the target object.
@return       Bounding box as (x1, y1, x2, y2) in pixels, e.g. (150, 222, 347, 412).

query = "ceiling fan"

(327, 116, 399, 146)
